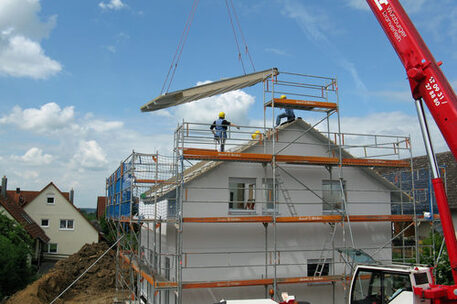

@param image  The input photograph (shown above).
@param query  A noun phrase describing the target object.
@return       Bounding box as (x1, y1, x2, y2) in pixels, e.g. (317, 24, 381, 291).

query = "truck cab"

(349, 264, 433, 304)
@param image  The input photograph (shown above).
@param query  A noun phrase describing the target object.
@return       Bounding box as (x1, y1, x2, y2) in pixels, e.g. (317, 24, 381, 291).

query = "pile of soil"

(6, 242, 121, 304)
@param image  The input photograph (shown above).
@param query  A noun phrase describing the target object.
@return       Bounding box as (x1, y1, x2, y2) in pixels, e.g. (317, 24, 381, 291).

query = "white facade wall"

(24, 184, 98, 258)
(141, 123, 394, 304)
(0, 206, 14, 221)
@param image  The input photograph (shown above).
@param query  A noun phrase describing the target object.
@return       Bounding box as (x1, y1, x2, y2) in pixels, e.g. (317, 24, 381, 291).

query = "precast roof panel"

(140, 68, 278, 112)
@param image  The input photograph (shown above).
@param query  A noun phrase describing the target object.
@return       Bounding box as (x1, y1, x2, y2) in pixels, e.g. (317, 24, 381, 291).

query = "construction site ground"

(6, 242, 128, 304)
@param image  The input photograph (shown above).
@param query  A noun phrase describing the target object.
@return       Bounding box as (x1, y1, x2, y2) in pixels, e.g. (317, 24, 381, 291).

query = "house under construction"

(106, 69, 438, 304)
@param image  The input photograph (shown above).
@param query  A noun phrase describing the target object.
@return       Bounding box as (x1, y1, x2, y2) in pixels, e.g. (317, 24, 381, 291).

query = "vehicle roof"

(355, 264, 429, 273)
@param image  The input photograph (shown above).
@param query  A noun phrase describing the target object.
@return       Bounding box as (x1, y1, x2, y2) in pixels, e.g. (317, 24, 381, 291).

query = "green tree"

(100, 215, 116, 245)
(420, 232, 452, 285)
(0, 213, 36, 300)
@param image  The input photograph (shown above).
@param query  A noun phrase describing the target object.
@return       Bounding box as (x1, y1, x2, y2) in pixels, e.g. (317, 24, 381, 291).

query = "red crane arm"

(366, 0, 457, 160)
(367, 0, 457, 291)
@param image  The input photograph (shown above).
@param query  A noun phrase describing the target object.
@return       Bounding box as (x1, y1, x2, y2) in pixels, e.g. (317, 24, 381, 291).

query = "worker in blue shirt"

(210, 112, 240, 152)
(275, 95, 295, 126)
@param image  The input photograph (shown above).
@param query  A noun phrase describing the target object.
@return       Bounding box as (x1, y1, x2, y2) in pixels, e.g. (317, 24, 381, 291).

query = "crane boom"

(363, 0, 457, 302)
(366, 0, 457, 159)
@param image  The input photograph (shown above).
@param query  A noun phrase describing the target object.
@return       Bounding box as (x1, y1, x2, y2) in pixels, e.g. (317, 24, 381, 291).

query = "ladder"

(314, 223, 337, 277)
(275, 172, 297, 216)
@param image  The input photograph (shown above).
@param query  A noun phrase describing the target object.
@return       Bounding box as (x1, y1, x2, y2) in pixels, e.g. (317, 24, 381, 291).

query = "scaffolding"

(107, 71, 438, 304)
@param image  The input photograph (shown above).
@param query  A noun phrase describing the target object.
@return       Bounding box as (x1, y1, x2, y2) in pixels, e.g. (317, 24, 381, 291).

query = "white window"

(47, 195, 55, 204)
(41, 219, 49, 227)
(229, 178, 256, 213)
(322, 180, 346, 213)
(48, 243, 58, 254)
(60, 219, 74, 230)
(262, 178, 279, 213)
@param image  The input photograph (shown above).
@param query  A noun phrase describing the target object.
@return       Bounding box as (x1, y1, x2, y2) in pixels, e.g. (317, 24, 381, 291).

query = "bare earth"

(6, 242, 126, 304)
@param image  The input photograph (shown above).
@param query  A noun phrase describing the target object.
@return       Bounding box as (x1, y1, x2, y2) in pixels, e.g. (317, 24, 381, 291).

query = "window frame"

(228, 177, 257, 214)
(48, 243, 58, 254)
(322, 179, 346, 214)
(41, 219, 49, 227)
(46, 195, 55, 205)
(307, 258, 332, 276)
(59, 219, 75, 230)
(262, 178, 279, 214)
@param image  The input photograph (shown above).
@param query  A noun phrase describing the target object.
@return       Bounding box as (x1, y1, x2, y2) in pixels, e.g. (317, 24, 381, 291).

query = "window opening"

(229, 178, 256, 212)
(322, 179, 346, 213)
(48, 243, 58, 254)
(60, 219, 74, 230)
(262, 178, 278, 212)
(307, 258, 332, 276)
(47, 195, 55, 204)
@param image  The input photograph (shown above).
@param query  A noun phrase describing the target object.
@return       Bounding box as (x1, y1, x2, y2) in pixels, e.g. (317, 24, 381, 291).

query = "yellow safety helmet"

(280, 95, 287, 99)
(251, 130, 261, 140)
(219, 112, 225, 119)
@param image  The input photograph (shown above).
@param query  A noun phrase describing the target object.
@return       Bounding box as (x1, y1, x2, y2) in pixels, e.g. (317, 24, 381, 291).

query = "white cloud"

(0, 0, 61, 79)
(0, 35, 61, 79)
(346, 0, 368, 11)
(282, 1, 330, 43)
(281, 0, 368, 98)
(173, 88, 255, 125)
(106, 45, 116, 53)
(309, 111, 448, 157)
(12, 147, 53, 165)
(0, 102, 75, 134)
(13, 170, 39, 180)
(265, 48, 290, 56)
(85, 120, 124, 132)
(346, 0, 427, 13)
(72, 140, 109, 171)
(99, 0, 126, 10)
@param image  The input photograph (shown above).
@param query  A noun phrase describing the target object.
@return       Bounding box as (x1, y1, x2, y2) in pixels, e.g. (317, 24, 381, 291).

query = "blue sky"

(1, 0, 456, 208)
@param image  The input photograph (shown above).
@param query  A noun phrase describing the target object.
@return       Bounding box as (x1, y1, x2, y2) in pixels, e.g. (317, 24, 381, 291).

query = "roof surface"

(7, 183, 70, 208)
(140, 68, 278, 112)
(0, 195, 50, 243)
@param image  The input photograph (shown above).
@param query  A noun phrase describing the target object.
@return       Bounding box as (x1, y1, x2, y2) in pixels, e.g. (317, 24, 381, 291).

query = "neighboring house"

(376, 151, 457, 236)
(0, 178, 49, 265)
(96, 196, 107, 220)
(5, 180, 99, 259)
(138, 119, 406, 304)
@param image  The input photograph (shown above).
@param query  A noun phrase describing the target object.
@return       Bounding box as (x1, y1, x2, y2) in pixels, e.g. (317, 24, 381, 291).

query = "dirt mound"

(6, 242, 117, 304)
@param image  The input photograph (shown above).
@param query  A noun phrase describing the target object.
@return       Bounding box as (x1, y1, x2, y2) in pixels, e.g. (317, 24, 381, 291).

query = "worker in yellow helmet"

(210, 112, 240, 152)
(251, 130, 262, 140)
(275, 95, 295, 127)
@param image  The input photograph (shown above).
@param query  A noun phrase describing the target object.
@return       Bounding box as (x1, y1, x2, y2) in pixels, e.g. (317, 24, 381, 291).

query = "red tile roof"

(7, 182, 70, 207)
(0, 195, 50, 243)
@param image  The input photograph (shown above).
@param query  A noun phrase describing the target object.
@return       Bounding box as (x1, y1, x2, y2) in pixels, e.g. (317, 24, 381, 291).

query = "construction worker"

(210, 112, 240, 152)
(251, 130, 262, 140)
(275, 95, 295, 127)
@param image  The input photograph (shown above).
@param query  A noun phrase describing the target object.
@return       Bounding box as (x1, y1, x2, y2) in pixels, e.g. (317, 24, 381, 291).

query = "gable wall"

(24, 184, 98, 257)
(142, 123, 395, 303)
(0, 206, 15, 221)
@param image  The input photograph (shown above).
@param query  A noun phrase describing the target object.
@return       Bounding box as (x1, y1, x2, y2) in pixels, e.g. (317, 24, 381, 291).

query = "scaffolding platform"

(182, 214, 437, 223)
(265, 98, 337, 112)
(182, 148, 410, 168)
(181, 275, 345, 289)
